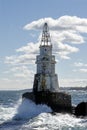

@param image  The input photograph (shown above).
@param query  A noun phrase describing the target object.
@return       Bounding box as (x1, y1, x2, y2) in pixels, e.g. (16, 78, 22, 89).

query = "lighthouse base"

(22, 91, 72, 113)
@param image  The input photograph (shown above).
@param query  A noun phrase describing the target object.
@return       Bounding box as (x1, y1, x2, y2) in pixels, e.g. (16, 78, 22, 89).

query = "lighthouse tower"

(33, 23, 59, 93)
(23, 23, 72, 113)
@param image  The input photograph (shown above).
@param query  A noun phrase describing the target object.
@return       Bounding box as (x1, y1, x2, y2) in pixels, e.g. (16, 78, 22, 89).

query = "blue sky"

(0, 0, 87, 90)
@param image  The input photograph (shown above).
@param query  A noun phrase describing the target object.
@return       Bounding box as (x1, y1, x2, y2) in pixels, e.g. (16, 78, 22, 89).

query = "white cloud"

(4, 64, 35, 80)
(4, 42, 40, 66)
(5, 54, 36, 65)
(1, 77, 87, 90)
(4, 16, 87, 89)
(59, 78, 87, 87)
(2, 64, 35, 90)
(53, 31, 84, 44)
(29, 33, 37, 38)
(5, 16, 87, 65)
(73, 62, 87, 73)
(23, 15, 87, 59)
(74, 62, 87, 67)
(24, 15, 87, 34)
(73, 69, 87, 73)
(16, 42, 39, 54)
(24, 16, 87, 32)
(0, 78, 33, 90)
(12, 66, 34, 78)
(79, 69, 87, 73)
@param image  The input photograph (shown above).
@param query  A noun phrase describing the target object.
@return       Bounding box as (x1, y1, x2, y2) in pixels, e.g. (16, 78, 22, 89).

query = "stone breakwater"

(22, 91, 72, 113)
(22, 91, 87, 117)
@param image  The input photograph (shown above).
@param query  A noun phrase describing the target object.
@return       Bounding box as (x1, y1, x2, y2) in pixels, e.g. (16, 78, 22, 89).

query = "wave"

(0, 98, 87, 130)
(27, 113, 87, 129)
(13, 98, 52, 120)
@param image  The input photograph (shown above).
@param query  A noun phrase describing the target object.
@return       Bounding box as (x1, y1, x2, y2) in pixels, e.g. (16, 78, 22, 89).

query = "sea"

(0, 88, 87, 130)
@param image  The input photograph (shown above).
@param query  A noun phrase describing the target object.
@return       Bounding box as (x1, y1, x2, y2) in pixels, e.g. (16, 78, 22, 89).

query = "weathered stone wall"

(35, 91, 71, 107)
(33, 74, 59, 92)
(22, 91, 72, 113)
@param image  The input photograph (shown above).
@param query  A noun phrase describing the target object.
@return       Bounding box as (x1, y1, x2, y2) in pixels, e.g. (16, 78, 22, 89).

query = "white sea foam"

(0, 98, 87, 130)
(13, 98, 52, 120)
(12, 98, 87, 129)
(0, 106, 17, 124)
(0, 99, 21, 124)
(27, 113, 87, 129)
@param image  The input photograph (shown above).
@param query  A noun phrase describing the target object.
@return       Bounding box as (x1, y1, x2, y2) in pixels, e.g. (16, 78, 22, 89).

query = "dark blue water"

(0, 89, 87, 130)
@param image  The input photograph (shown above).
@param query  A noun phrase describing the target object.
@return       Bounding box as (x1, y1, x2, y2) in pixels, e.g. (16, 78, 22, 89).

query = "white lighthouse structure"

(33, 23, 59, 93)
(23, 22, 72, 113)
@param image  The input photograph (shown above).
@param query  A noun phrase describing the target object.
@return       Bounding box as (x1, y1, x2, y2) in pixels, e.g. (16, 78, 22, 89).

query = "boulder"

(75, 102, 87, 116)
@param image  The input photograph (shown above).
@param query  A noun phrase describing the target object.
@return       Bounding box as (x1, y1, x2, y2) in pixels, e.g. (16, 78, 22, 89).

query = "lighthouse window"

(45, 48, 47, 51)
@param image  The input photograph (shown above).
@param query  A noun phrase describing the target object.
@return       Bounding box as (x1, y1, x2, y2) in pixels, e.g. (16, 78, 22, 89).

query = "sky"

(0, 0, 87, 90)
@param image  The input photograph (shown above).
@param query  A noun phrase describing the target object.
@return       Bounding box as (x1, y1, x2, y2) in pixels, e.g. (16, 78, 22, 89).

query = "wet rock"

(75, 102, 87, 116)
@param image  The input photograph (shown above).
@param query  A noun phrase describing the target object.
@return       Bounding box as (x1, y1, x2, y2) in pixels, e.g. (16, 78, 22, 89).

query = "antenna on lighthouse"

(41, 23, 52, 46)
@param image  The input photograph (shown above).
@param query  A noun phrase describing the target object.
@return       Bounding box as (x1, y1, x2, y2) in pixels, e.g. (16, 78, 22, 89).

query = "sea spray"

(0, 106, 16, 124)
(27, 113, 87, 129)
(0, 90, 87, 130)
(0, 102, 20, 124)
(13, 98, 52, 120)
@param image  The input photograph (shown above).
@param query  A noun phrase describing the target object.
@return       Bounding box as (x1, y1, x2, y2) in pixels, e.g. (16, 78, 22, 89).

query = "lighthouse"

(33, 23, 59, 93)
(23, 23, 72, 113)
